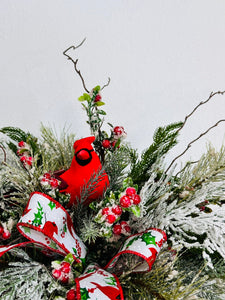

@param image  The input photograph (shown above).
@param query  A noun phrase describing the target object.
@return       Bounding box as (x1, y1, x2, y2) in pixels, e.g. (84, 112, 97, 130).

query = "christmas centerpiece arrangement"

(1, 41, 225, 299)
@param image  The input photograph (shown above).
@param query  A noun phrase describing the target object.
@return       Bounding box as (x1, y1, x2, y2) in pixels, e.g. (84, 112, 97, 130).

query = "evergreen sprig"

(129, 121, 183, 188)
(0, 126, 38, 155)
(0, 249, 64, 300)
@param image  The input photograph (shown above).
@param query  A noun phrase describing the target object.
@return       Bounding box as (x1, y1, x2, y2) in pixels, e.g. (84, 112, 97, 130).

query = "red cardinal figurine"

(57, 136, 109, 207)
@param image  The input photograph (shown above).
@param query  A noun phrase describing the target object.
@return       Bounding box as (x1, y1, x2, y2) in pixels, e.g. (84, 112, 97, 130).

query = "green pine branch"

(129, 121, 183, 188)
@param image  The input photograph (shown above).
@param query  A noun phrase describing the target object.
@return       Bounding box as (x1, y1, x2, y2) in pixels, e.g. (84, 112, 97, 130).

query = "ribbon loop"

(105, 228, 167, 274)
(16, 192, 87, 262)
(75, 264, 124, 300)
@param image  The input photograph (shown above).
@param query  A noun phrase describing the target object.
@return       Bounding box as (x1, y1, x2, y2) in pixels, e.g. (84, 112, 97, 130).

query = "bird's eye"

(75, 148, 93, 166)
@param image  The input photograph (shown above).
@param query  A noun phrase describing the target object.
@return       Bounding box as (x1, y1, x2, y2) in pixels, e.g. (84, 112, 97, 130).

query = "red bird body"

(58, 136, 109, 207)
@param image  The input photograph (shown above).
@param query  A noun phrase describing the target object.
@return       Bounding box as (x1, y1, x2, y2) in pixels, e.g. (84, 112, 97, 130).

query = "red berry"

(102, 139, 111, 149)
(40, 177, 49, 185)
(52, 269, 62, 279)
(133, 194, 141, 205)
(124, 225, 131, 233)
(60, 274, 69, 284)
(120, 221, 128, 226)
(0, 226, 4, 235)
(106, 214, 116, 224)
(120, 195, 131, 208)
(50, 178, 59, 188)
(113, 224, 122, 235)
(2, 230, 11, 239)
(67, 288, 77, 300)
(113, 126, 124, 136)
(94, 94, 102, 102)
(20, 156, 27, 163)
(17, 149, 22, 156)
(60, 261, 71, 274)
(18, 141, 25, 148)
(112, 205, 122, 215)
(26, 156, 33, 166)
(43, 172, 51, 180)
(102, 207, 110, 215)
(126, 187, 136, 196)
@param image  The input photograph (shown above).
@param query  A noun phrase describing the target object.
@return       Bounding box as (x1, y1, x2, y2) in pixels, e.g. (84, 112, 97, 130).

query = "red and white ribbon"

(0, 192, 167, 300)
(0, 192, 87, 263)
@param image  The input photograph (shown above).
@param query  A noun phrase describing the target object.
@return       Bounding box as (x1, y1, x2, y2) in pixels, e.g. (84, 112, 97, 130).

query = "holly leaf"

(131, 205, 141, 217)
(64, 253, 74, 264)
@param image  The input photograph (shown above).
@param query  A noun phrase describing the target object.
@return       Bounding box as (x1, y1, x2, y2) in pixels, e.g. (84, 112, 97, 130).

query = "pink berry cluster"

(66, 288, 77, 300)
(119, 187, 141, 208)
(52, 261, 73, 284)
(40, 172, 60, 189)
(102, 126, 127, 149)
(113, 221, 131, 235)
(0, 225, 11, 240)
(17, 141, 33, 168)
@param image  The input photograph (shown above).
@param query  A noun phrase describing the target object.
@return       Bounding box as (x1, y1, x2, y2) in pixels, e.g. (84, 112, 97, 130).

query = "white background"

(1, 1, 225, 169)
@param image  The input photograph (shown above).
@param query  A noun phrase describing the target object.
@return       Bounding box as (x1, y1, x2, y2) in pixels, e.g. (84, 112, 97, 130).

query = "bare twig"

(0, 144, 6, 163)
(101, 77, 111, 91)
(176, 90, 225, 135)
(166, 119, 225, 173)
(63, 39, 90, 93)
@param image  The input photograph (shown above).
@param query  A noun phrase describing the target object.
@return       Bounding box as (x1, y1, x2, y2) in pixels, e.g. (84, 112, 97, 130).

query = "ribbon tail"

(0, 241, 32, 258)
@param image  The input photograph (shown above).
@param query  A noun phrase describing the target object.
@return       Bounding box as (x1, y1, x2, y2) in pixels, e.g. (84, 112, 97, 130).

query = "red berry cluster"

(113, 221, 131, 235)
(40, 173, 60, 189)
(17, 141, 33, 168)
(101, 126, 127, 150)
(119, 187, 141, 208)
(0, 225, 11, 240)
(113, 126, 127, 139)
(66, 288, 77, 300)
(101, 205, 123, 224)
(52, 261, 72, 284)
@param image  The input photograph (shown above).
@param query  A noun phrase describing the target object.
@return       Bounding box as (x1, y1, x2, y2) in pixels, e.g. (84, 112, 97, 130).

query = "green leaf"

(64, 253, 74, 264)
(83, 93, 91, 101)
(95, 101, 105, 106)
(93, 85, 101, 93)
(107, 122, 114, 128)
(123, 177, 134, 190)
(78, 93, 91, 102)
(131, 205, 141, 217)
(78, 95, 85, 101)
(98, 110, 107, 115)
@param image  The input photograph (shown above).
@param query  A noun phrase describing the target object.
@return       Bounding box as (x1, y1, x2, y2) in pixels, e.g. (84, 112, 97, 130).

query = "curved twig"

(101, 77, 111, 91)
(63, 39, 89, 93)
(166, 119, 225, 173)
(0, 144, 6, 163)
(176, 90, 225, 135)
